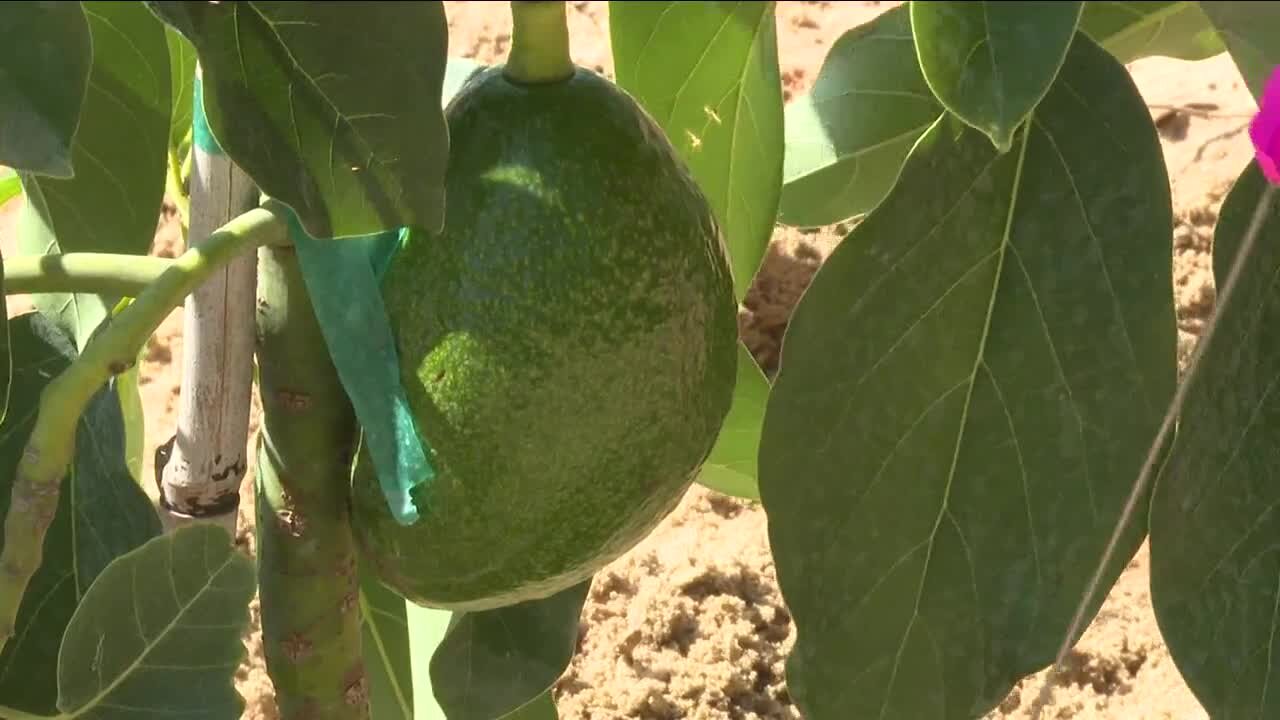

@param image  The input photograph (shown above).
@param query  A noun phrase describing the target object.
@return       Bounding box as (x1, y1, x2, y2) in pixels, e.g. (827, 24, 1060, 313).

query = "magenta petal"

(1253, 65, 1280, 185)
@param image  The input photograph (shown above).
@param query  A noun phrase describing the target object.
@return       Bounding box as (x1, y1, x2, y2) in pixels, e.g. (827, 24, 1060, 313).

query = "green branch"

(254, 244, 369, 719)
(0, 204, 287, 655)
(5, 254, 174, 297)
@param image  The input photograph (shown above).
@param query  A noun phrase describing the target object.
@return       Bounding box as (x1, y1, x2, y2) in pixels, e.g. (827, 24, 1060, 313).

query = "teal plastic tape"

(288, 209, 435, 526)
(192, 73, 223, 155)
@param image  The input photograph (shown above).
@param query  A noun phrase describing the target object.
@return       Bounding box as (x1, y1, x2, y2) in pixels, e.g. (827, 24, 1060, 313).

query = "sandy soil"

(0, 2, 1266, 718)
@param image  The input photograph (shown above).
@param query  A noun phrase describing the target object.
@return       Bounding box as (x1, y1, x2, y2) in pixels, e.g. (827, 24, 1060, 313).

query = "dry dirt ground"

(0, 1, 1268, 718)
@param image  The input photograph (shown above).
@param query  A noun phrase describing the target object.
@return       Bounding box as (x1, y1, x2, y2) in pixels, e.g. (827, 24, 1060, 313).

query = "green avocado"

(347, 64, 739, 611)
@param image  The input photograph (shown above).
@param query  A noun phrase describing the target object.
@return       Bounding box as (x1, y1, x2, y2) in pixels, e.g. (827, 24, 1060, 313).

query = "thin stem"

(254, 243, 369, 719)
(504, 1, 575, 84)
(166, 145, 190, 231)
(0, 204, 287, 655)
(5, 253, 174, 297)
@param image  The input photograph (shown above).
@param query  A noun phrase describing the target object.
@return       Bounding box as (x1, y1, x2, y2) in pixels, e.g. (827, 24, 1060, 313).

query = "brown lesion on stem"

(253, 243, 370, 719)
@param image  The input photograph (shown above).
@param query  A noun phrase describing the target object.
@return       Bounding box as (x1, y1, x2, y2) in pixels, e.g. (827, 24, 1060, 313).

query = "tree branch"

(5, 254, 174, 297)
(0, 204, 287, 655)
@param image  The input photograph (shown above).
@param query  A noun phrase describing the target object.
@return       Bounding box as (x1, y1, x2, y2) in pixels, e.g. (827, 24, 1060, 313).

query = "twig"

(0, 204, 286, 656)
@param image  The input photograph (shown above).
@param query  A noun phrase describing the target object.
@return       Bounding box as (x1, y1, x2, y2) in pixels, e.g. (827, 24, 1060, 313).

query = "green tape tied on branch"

(288, 211, 435, 526)
(194, 73, 431, 524)
(192, 72, 221, 155)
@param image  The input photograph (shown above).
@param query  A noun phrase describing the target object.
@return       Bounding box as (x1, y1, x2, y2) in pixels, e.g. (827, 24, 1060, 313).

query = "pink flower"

(1253, 65, 1280, 185)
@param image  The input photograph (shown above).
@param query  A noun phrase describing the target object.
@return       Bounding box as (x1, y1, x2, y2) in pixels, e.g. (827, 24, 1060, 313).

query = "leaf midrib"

(875, 121, 1033, 719)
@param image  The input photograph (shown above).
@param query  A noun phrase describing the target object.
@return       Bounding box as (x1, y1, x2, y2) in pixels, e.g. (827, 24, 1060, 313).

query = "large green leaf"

(610, 0, 783, 298)
(430, 582, 588, 720)
(165, 26, 197, 155)
(1199, 3, 1280, 101)
(696, 343, 769, 500)
(757, 32, 1175, 719)
(778, 7, 941, 228)
(147, 1, 450, 239)
(0, 313, 162, 715)
(362, 570, 415, 720)
(54, 524, 256, 718)
(777, 1, 1226, 229)
(910, 1, 1083, 153)
(17, 2, 171, 350)
(1149, 167, 1280, 719)
(1080, 1, 1224, 63)
(0, 4, 92, 178)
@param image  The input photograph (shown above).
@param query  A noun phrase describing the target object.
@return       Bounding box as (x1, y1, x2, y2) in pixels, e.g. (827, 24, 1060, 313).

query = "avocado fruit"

(347, 64, 739, 611)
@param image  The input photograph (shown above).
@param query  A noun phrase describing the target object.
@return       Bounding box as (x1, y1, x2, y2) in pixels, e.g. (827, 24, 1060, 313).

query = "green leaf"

(55, 524, 256, 718)
(430, 582, 588, 720)
(0, 168, 21, 206)
(757, 32, 1176, 719)
(0, 313, 163, 715)
(17, 2, 171, 350)
(1199, 2, 1280, 101)
(148, 1, 451, 239)
(777, 1, 1224, 229)
(361, 570, 414, 720)
(778, 6, 941, 228)
(910, 1, 1083, 153)
(696, 343, 769, 500)
(406, 603, 453, 720)
(0, 3, 92, 178)
(1149, 167, 1280, 719)
(165, 26, 197, 155)
(1080, 1, 1224, 63)
(610, 0, 783, 299)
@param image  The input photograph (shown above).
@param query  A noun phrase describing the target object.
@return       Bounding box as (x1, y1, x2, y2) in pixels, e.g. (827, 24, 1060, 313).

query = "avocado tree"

(0, 1, 1278, 719)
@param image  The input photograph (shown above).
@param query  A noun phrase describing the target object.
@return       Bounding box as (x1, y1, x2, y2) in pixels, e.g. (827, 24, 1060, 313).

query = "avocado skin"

(348, 65, 739, 611)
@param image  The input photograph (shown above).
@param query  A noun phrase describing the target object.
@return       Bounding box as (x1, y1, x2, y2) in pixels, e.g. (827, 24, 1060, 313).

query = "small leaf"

(0, 313, 162, 715)
(148, 1, 451, 239)
(361, 570, 414, 720)
(758, 33, 1176, 719)
(778, 2, 1224, 229)
(697, 343, 769, 500)
(56, 524, 256, 718)
(0, 168, 21, 206)
(165, 26, 197, 155)
(1080, 1, 1224, 63)
(430, 582, 589, 720)
(610, 0, 784, 298)
(0, 3, 92, 178)
(1199, 3, 1280, 101)
(910, 1, 1083, 153)
(17, 2, 171, 350)
(778, 6, 941, 228)
(1150, 166, 1280, 718)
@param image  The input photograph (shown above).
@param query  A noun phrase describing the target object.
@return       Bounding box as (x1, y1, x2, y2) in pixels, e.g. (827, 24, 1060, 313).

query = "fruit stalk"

(505, 1, 574, 84)
(254, 243, 369, 720)
(0, 205, 286, 655)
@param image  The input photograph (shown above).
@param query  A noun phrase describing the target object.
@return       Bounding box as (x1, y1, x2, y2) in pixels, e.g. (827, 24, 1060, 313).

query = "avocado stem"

(505, 1, 575, 84)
